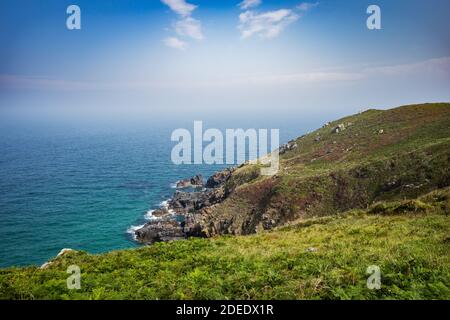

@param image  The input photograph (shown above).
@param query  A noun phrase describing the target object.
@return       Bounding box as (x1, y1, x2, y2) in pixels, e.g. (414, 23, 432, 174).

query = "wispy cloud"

(161, 0, 203, 49)
(175, 17, 204, 40)
(238, 9, 299, 39)
(3, 57, 449, 90)
(163, 37, 187, 50)
(235, 57, 450, 86)
(237, 1, 318, 39)
(161, 0, 196, 17)
(238, 0, 262, 10)
(296, 2, 319, 12)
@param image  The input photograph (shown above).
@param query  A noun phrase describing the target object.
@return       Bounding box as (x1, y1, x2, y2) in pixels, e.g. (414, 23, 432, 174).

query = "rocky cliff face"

(191, 104, 450, 237)
(205, 169, 233, 188)
(175, 174, 204, 188)
(135, 103, 450, 244)
(134, 173, 230, 243)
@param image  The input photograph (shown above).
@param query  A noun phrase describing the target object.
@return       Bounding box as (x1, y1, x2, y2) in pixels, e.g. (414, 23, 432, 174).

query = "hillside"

(188, 103, 450, 237)
(0, 187, 449, 299)
(0, 103, 449, 300)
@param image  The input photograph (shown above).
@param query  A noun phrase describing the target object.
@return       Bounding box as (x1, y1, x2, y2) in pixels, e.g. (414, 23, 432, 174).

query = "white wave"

(144, 209, 159, 221)
(128, 198, 174, 242)
(160, 200, 170, 208)
(126, 224, 145, 240)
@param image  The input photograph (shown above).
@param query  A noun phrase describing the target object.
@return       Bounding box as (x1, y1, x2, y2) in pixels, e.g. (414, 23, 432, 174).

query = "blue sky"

(0, 0, 449, 125)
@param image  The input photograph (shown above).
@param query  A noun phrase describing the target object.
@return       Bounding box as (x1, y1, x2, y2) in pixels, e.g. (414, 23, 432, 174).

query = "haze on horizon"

(0, 0, 449, 126)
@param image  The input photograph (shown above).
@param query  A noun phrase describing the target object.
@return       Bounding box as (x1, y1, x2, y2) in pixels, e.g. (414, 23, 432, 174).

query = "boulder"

(206, 169, 233, 188)
(40, 262, 52, 270)
(135, 219, 185, 244)
(40, 248, 77, 270)
(176, 174, 204, 188)
(279, 141, 298, 155)
(169, 188, 226, 213)
(57, 248, 75, 258)
(151, 209, 171, 218)
(183, 213, 208, 238)
(332, 123, 346, 134)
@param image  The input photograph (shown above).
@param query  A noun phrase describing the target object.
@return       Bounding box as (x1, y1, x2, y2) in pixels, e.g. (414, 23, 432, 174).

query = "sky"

(0, 0, 449, 126)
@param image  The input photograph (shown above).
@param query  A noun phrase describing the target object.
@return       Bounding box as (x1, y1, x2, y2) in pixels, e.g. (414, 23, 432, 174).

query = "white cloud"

(164, 37, 187, 50)
(161, 0, 197, 17)
(239, 0, 262, 10)
(237, 2, 319, 40)
(234, 56, 450, 86)
(239, 9, 299, 39)
(296, 2, 319, 12)
(161, 0, 203, 49)
(175, 17, 204, 40)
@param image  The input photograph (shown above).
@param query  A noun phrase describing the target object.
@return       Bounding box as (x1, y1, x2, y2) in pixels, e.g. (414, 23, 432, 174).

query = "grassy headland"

(0, 103, 449, 300)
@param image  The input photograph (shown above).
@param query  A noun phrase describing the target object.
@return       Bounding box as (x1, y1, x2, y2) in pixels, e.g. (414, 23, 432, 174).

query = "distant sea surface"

(0, 120, 310, 268)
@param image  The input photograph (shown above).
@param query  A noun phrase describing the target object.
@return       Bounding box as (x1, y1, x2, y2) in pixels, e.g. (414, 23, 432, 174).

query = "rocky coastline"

(133, 139, 301, 245)
(134, 169, 235, 244)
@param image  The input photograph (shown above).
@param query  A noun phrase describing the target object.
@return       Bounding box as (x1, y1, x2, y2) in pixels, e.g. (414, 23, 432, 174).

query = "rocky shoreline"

(133, 139, 301, 244)
(133, 168, 235, 244)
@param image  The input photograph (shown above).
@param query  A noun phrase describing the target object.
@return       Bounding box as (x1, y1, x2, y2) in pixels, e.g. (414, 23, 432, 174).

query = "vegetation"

(0, 187, 448, 300)
(0, 103, 449, 300)
(207, 103, 450, 234)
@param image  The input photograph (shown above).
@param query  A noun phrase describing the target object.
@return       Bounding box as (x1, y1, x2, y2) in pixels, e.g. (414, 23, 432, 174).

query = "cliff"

(136, 103, 450, 242)
(2, 103, 449, 300)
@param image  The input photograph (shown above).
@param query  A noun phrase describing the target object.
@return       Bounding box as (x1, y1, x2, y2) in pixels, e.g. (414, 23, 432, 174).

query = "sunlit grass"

(1, 188, 448, 300)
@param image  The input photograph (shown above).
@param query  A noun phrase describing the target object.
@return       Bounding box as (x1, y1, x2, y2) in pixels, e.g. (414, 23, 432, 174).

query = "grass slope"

(1, 103, 449, 300)
(1, 187, 448, 300)
(204, 103, 450, 235)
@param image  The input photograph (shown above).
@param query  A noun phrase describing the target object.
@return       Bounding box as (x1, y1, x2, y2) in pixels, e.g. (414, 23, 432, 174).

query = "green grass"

(1, 188, 448, 300)
(205, 103, 450, 234)
(1, 103, 449, 300)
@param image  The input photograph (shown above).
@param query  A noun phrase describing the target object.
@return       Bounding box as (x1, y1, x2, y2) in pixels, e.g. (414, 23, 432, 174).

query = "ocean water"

(0, 121, 308, 268)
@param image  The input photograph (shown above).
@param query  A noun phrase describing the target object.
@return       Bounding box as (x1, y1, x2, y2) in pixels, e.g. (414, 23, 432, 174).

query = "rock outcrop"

(176, 175, 204, 188)
(135, 219, 185, 244)
(135, 104, 450, 246)
(279, 140, 298, 155)
(331, 123, 346, 134)
(205, 169, 233, 188)
(135, 171, 229, 244)
(40, 248, 77, 269)
(169, 188, 226, 213)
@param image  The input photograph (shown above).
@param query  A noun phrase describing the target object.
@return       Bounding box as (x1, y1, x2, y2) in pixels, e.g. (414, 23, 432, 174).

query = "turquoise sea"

(0, 120, 314, 268)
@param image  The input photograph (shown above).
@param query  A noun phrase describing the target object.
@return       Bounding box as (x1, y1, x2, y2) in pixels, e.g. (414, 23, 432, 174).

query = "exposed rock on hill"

(135, 174, 228, 243)
(176, 174, 204, 188)
(205, 169, 234, 188)
(135, 219, 185, 244)
(136, 103, 450, 244)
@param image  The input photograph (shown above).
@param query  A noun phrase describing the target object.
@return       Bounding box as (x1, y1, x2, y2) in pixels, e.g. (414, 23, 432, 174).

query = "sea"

(0, 118, 321, 268)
